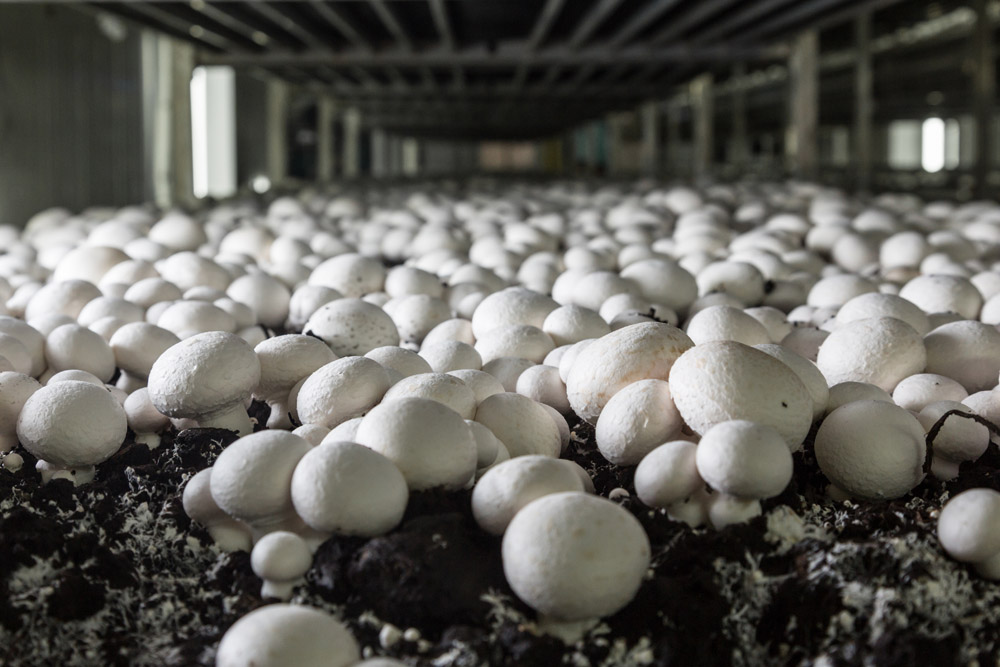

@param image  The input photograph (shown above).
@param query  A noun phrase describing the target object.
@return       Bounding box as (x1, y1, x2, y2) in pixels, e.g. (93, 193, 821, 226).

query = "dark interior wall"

(0, 5, 146, 227)
(235, 73, 269, 186)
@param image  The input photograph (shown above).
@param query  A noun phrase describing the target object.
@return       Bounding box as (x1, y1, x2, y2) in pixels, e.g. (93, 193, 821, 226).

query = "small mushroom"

(123, 387, 171, 448)
(147, 331, 261, 436)
(472, 456, 584, 535)
(216, 604, 360, 667)
(295, 357, 391, 429)
(938, 488, 1000, 579)
(634, 440, 705, 525)
(304, 298, 399, 356)
(382, 372, 477, 419)
(250, 531, 313, 599)
(16, 380, 127, 485)
(595, 379, 683, 465)
(181, 467, 252, 552)
(291, 440, 408, 537)
(475, 392, 561, 458)
(815, 317, 926, 393)
(502, 492, 650, 624)
(254, 334, 337, 429)
(917, 401, 990, 480)
(0, 371, 42, 452)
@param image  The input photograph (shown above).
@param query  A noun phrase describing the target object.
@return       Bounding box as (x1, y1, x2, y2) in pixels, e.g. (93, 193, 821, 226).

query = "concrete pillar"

(388, 135, 403, 176)
(640, 102, 660, 177)
(787, 30, 819, 180)
(666, 104, 682, 176)
(974, 0, 995, 197)
(371, 129, 387, 178)
(853, 14, 873, 192)
(731, 64, 749, 169)
(316, 96, 336, 182)
(266, 78, 289, 185)
(691, 74, 714, 179)
(150, 35, 195, 208)
(402, 137, 420, 176)
(342, 107, 361, 179)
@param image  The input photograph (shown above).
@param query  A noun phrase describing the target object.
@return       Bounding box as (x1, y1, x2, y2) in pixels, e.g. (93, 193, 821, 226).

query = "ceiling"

(91, 0, 909, 139)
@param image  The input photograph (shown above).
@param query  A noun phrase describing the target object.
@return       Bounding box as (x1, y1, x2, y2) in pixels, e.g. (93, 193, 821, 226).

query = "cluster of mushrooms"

(3, 180, 1000, 664)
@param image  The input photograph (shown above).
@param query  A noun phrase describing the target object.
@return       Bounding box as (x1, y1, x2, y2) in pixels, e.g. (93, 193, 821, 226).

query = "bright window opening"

(191, 66, 236, 199)
(887, 120, 921, 170)
(921, 117, 945, 173)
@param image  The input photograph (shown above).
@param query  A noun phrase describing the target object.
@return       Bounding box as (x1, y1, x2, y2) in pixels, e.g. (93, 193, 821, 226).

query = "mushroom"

(917, 401, 990, 480)
(366, 345, 433, 379)
(467, 419, 502, 469)
(181, 467, 252, 551)
(45, 324, 116, 382)
(474, 324, 555, 364)
(291, 440, 408, 536)
(123, 387, 171, 448)
(815, 317, 926, 393)
(355, 396, 478, 490)
(470, 286, 558, 340)
(447, 369, 506, 404)
(109, 322, 181, 392)
(291, 423, 329, 447)
(254, 334, 337, 429)
(210, 430, 312, 540)
(695, 420, 793, 528)
(16, 380, 127, 485)
(814, 399, 926, 500)
(669, 340, 813, 451)
(304, 298, 400, 356)
(684, 305, 772, 346)
(147, 331, 261, 436)
(595, 379, 683, 465)
(472, 455, 584, 535)
(226, 272, 292, 329)
(937, 488, 1000, 579)
(216, 604, 360, 667)
(515, 364, 570, 414)
(566, 322, 693, 424)
(418, 340, 482, 373)
(309, 253, 386, 297)
(475, 392, 561, 458)
(825, 381, 894, 415)
(923, 320, 1000, 392)
(541, 305, 610, 347)
(634, 440, 705, 525)
(502, 492, 650, 626)
(250, 531, 313, 600)
(480, 357, 536, 392)
(382, 372, 477, 419)
(0, 316, 46, 377)
(0, 371, 42, 452)
(295, 357, 391, 429)
(753, 343, 829, 420)
(892, 373, 969, 412)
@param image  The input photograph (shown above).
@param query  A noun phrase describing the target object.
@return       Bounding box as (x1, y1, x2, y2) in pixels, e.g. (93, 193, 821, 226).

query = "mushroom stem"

(930, 456, 961, 481)
(535, 615, 601, 644)
(135, 432, 162, 449)
(207, 523, 253, 553)
(266, 399, 292, 430)
(36, 459, 95, 486)
(0, 432, 18, 454)
(707, 494, 762, 529)
(975, 551, 1000, 579)
(115, 372, 146, 394)
(197, 403, 253, 436)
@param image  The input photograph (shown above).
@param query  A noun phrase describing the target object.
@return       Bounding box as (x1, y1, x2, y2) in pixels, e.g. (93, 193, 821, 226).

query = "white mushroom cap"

(472, 456, 584, 535)
(566, 322, 693, 424)
(917, 400, 990, 480)
(147, 331, 261, 435)
(76, 296, 144, 328)
(938, 488, 1000, 578)
(899, 274, 983, 320)
(291, 440, 408, 536)
(474, 324, 554, 364)
(25, 280, 101, 322)
(595, 379, 683, 465)
(251, 531, 313, 599)
(825, 381, 894, 415)
(753, 343, 829, 420)
(421, 317, 476, 348)
(892, 373, 969, 412)
(684, 305, 771, 346)
(634, 440, 702, 508)
(447, 368, 506, 404)
(382, 372, 477, 418)
(707, 493, 764, 530)
(619, 258, 698, 316)
(156, 252, 231, 292)
(16, 380, 126, 468)
(481, 357, 536, 392)
(291, 423, 329, 447)
(834, 292, 930, 335)
(44, 323, 116, 382)
(110, 322, 181, 380)
(52, 245, 129, 286)
(216, 604, 360, 667)
(542, 305, 610, 347)
(475, 392, 561, 458)
(924, 320, 1000, 392)
(367, 345, 434, 378)
(515, 364, 569, 414)
(148, 213, 207, 252)
(502, 492, 650, 622)
(0, 333, 31, 376)
(470, 287, 559, 339)
(814, 399, 926, 500)
(210, 430, 312, 537)
(287, 285, 342, 330)
(295, 356, 390, 429)
(181, 467, 251, 552)
(0, 371, 42, 452)
(123, 277, 183, 309)
(387, 294, 451, 345)
(806, 274, 877, 309)
(0, 316, 45, 376)
(695, 420, 792, 499)
(309, 253, 386, 297)
(384, 265, 445, 298)
(816, 317, 925, 393)
(418, 340, 482, 373)
(696, 261, 765, 306)
(779, 326, 829, 362)
(355, 397, 477, 490)
(123, 387, 170, 443)
(304, 298, 400, 356)
(743, 306, 793, 343)
(467, 419, 502, 468)
(669, 341, 813, 451)
(254, 334, 337, 428)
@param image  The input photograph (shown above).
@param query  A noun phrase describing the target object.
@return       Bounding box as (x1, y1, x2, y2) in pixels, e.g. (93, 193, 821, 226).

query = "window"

(921, 117, 945, 173)
(191, 66, 236, 199)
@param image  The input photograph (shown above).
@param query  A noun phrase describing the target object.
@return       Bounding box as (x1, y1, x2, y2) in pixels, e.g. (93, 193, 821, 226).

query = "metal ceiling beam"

(370, 0, 413, 51)
(652, 0, 744, 45)
(693, 0, 798, 44)
(606, 0, 682, 49)
(105, 2, 230, 50)
(512, 0, 566, 90)
(308, 0, 371, 51)
(734, 0, 855, 44)
(568, 0, 626, 49)
(428, 0, 455, 50)
(298, 81, 656, 101)
(200, 44, 774, 67)
(242, 1, 327, 50)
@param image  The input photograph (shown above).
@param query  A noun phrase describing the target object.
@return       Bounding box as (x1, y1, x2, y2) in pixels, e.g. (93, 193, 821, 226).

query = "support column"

(974, 0, 995, 198)
(388, 135, 403, 176)
(402, 137, 420, 176)
(370, 128, 387, 178)
(854, 13, 873, 192)
(731, 64, 749, 170)
(150, 35, 195, 208)
(787, 30, 819, 180)
(666, 103, 682, 176)
(640, 102, 660, 177)
(342, 107, 361, 179)
(691, 74, 714, 179)
(266, 78, 289, 186)
(316, 96, 336, 182)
